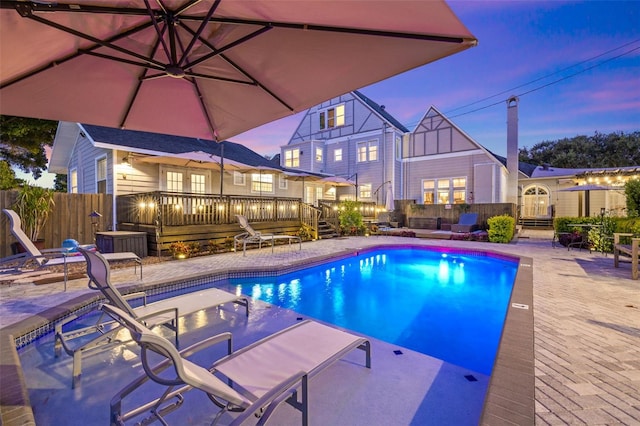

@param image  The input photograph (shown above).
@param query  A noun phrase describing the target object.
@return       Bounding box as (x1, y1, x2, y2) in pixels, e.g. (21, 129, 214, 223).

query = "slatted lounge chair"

(55, 248, 249, 388)
(102, 303, 371, 426)
(450, 212, 480, 233)
(2, 208, 142, 285)
(234, 214, 302, 256)
(613, 233, 639, 280)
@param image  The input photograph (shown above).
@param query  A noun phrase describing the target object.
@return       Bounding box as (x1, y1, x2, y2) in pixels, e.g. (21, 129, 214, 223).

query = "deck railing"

(117, 192, 301, 227)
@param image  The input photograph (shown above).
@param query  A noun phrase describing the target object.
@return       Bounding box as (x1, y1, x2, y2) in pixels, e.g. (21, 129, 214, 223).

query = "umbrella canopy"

(138, 150, 246, 170)
(320, 176, 356, 187)
(0, 1, 477, 141)
(559, 184, 613, 192)
(385, 185, 394, 211)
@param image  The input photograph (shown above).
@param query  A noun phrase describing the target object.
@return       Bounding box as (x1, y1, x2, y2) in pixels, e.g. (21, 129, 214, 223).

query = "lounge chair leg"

(72, 350, 82, 388)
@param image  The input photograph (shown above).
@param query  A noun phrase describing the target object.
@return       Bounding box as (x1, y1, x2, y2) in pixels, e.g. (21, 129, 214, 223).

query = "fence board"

(0, 191, 112, 258)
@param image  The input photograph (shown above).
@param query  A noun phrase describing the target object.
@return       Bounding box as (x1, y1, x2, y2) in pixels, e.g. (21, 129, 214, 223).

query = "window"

(279, 174, 288, 190)
(167, 171, 183, 192)
(284, 148, 300, 168)
(357, 140, 378, 162)
(319, 104, 345, 129)
(359, 183, 372, 199)
(251, 173, 273, 193)
(96, 157, 107, 194)
(452, 177, 467, 204)
(423, 177, 467, 204)
(315, 147, 323, 162)
(334, 148, 342, 162)
(233, 171, 246, 186)
(437, 180, 450, 204)
(191, 174, 205, 194)
(423, 180, 435, 204)
(70, 169, 78, 194)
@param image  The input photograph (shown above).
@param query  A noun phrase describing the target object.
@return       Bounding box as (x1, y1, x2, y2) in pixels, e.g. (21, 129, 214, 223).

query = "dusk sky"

(232, 0, 640, 158)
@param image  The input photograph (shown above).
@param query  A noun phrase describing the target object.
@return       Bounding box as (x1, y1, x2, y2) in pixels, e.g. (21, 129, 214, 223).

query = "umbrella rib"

(17, 12, 167, 70)
(0, 19, 155, 89)
(177, 0, 222, 67)
(179, 24, 293, 112)
(185, 25, 273, 69)
(119, 35, 167, 130)
(144, 0, 174, 65)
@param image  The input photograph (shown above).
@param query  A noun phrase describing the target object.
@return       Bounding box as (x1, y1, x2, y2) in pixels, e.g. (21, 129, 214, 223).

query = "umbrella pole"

(220, 144, 224, 197)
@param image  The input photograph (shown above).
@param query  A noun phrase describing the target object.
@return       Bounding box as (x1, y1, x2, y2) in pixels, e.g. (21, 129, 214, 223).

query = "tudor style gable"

(406, 107, 479, 158)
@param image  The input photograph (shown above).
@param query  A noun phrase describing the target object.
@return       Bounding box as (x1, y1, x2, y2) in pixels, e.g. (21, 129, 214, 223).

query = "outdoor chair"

(613, 233, 639, 280)
(55, 248, 249, 388)
(450, 213, 480, 233)
(1, 208, 141, 285)
(234, 214, 301, 256)
(102, 303, 371, 426)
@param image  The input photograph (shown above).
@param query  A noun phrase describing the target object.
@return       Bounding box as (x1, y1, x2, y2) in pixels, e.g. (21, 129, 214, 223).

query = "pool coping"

(0, 244, 534, 425)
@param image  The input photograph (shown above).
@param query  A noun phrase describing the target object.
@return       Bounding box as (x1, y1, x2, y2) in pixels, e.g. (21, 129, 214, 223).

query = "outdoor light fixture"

(88, 210, 102, 243)
(122, 155, 131, 167)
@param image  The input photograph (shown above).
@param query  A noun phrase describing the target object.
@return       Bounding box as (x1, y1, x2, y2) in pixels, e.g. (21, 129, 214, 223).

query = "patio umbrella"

(285, 171, 323, 201)
(385, 184, 394, 212)
(559, 184, 613, 217)
(0, 1, 477, 141)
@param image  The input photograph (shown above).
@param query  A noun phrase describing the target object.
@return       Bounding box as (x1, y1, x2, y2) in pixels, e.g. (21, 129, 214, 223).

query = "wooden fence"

(403, 202, 517, 230)
(0, 191, 113, 258)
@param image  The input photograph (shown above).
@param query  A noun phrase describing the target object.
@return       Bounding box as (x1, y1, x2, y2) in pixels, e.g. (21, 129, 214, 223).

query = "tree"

(54, 174, 68, 192)
(519, 131, 640, 168)
(625, 179, 640, 217)
(0, 116, 58, 179)
(0, 160, 19, 189)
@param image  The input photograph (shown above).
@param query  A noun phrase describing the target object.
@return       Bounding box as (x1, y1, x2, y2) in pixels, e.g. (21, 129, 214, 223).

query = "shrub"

(169, 241, 191, 258)
(338, 200, 365, 236)
(487, 215, 515, 243)
(625, 179, 640, 217)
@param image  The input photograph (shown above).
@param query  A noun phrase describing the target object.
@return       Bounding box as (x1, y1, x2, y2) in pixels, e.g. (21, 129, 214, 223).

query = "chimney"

(506, 96, 519, 205)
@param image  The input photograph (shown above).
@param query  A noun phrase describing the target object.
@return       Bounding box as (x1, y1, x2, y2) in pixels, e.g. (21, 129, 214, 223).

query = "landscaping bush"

(338, 200, 365, 236)
(487, 215, 515, 243)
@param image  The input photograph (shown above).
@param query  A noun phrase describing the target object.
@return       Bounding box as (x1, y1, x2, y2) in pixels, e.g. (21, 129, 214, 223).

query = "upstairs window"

(357, 140, 378, 162)
(319, 104, 345, 129)
(334, 148, 343, 162)
(359, 183, 372, 199)
(315, 147, 323, 162)
(284, 148, 300, 168)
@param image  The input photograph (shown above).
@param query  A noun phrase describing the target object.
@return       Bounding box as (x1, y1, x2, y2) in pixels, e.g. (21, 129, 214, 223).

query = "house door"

(522, 185, 551, 217)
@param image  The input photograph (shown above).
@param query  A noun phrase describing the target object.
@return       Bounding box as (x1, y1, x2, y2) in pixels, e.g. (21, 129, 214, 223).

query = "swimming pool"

(230, 247, 518, 375)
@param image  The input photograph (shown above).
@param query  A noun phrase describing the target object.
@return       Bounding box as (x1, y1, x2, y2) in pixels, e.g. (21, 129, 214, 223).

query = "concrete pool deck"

(1, 230, 639, 424)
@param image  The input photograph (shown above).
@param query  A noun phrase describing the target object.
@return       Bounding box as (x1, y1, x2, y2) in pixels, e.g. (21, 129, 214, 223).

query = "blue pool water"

(230, 247, 517, 375)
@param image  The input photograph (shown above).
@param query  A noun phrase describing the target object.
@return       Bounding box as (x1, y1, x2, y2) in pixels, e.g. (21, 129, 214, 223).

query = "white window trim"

(334, 148, 343, 162)
(250, 173, 275, 194)
(284, 148, 300, 168)
(422, 177, 467, 204)
(234, 171, 246, 186)
(95, 154, 107, 193)
(69, 168, 78, 194)
(279, 174, 288, 190)
(356, 140, 379, 163)
(319, 103, 345, 130)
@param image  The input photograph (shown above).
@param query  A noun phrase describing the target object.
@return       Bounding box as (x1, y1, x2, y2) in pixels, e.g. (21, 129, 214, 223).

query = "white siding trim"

(402, 149, 485, 163)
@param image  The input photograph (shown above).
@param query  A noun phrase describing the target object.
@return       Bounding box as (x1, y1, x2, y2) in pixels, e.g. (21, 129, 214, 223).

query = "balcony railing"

(117, 192, 301, 227)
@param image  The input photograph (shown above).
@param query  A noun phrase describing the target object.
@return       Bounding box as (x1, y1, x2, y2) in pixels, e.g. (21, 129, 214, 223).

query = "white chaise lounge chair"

(102, 303, 371, 426)
(234, 214, 302, 256)
(55, 248, 249, 388)
(1, 208, 142, 285)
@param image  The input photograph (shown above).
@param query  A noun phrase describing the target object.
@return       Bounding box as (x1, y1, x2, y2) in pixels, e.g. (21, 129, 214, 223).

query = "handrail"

(300, 203, 321, 239)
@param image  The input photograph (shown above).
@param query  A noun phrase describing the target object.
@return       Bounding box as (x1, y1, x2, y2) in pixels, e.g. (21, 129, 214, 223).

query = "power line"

(445, 43, 640, 120)
(444, 38, 640, 115)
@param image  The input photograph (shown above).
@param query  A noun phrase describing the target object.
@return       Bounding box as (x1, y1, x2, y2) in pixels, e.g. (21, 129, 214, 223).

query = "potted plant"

(13, 183, 56, 246)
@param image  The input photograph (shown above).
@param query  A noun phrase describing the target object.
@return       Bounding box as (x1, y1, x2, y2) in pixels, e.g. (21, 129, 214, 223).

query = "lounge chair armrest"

(229, 370, 308, 426)
(179, 332, 233, 359)
(123, 291, 147, 305)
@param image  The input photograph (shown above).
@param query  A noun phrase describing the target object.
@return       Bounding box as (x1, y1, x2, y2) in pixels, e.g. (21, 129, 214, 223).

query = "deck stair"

(317, 220, 339, 239)
(519, 217, 554, 229)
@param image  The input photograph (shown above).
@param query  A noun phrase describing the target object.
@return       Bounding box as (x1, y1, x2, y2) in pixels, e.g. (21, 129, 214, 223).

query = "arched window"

(522, 185, 551, 218)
